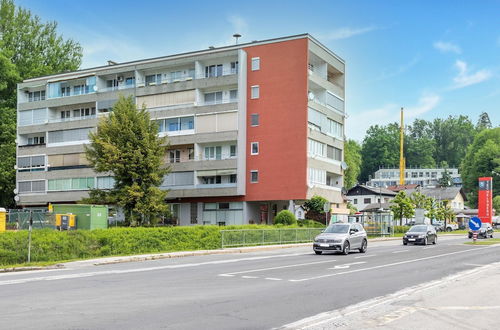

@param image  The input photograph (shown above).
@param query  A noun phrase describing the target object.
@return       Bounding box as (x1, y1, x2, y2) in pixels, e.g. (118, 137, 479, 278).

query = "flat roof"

(22, 33, 344, 83)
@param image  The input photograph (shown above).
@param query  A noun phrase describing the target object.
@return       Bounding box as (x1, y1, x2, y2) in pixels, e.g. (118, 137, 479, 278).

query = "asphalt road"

(1, 235, 499, 330)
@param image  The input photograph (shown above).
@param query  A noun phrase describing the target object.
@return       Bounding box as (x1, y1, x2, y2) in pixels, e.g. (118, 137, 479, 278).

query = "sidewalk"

(285, 261, 500, 330)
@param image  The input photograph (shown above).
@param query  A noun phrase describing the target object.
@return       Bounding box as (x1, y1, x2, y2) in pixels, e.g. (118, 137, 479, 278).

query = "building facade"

(16, 34, 346, 225)
(346, 185, 397, 213)
(368, 167, 462, 188)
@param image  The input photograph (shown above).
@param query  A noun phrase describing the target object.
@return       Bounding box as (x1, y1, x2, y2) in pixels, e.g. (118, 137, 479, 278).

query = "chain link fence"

(6, 210, 55, 230)
(220, 228, 323, 248)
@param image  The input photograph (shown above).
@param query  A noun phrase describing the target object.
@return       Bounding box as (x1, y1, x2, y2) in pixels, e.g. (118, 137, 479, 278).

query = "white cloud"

(320, 26, 379, 41)
(451, 60, 492, 89)
(433, 41, 461, 54)
(346, 93, 440, 141)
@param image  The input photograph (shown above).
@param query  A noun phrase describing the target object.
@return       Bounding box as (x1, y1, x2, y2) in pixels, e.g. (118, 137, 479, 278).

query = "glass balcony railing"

(47, 77, 97, 99)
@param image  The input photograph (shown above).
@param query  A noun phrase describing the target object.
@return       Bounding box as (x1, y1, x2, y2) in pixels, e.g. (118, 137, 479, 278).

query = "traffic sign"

(469, 217, 482, 231)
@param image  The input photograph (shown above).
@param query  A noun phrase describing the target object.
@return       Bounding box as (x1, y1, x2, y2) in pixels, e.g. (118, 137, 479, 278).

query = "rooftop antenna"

(233, 33, 242, 44)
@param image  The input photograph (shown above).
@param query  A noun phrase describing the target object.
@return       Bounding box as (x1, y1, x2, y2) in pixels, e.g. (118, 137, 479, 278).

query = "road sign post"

(469, 216, 482, 244)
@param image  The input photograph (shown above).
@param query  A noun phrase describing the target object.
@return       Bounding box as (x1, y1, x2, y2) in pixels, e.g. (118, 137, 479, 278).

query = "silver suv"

(313, 223, 367, 255)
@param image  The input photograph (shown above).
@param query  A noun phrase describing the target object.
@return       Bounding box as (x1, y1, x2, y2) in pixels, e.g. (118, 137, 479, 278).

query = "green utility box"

(52, 204, 108, 230)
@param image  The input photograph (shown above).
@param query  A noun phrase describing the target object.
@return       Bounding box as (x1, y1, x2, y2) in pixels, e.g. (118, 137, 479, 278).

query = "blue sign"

(469, 217, 482, 231)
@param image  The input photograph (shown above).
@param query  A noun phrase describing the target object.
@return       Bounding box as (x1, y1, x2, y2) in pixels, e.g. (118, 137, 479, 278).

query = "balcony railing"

(167, 154, 236, 163)
(48, 115, 97, 123)
(98, 84, 135, 93)
(199, 98, 238, 106)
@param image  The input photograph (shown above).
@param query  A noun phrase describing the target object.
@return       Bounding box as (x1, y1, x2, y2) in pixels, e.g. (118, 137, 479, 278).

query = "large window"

(162, 172, 195, 187)
(48, 77, 96, 98)
(204, 146, 222, 160)
(18, 180, 46, 194)
(17, 155, 45, 172)
(48, 127, 92, 144)
(97, 176, 115, 189)
(205, 64, 223, 78)
(308, 139, 325, 157)
(48, 177, 95, 191)
(204, 91, 223, 105)
(19, 108, 47, 126)
(327, 145, 342, 161)
(145, 74, 162, 86)
(326, 91, 344, 112)
(308, 168, 326, 185)
(27, 90, 46, 102)
(157, 116, 194, 133)
(328, 119, 343, 139)
(251, 57, 260, 71)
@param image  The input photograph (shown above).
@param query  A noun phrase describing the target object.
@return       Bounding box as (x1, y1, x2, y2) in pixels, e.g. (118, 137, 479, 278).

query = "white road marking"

(0, 253, 308, 286)
(288, 246, 494, 282)
(218, 274, 234, 277)
(219, 259, 337, 277)
(280, 260, 500, 329)
(422, 246, 435, 249)
(392, 250, 408, 253)
(328, 262, 366, 270)
(265, 278, 283, 281)
(355, 254, 376, 259)
(241, 275, 259, 279)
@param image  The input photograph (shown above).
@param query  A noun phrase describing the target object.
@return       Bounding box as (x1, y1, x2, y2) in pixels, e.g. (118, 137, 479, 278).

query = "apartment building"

(16, 34, 346, 225)
(368, 167, 462, 188)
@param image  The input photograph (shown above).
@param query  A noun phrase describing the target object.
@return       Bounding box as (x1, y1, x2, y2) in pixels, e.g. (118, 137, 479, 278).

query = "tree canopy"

(344, 139, 361, 189)
(0, 0, 82, 208)
(84, 95, 170, 225)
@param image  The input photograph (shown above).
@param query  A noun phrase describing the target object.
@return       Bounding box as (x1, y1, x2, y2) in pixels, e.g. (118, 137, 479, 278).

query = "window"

(97, 176, 115, 189)
(251, 86, 260, 99)
(106, 79, 118, 89)
(145, 74, 161, 86)
(219, 203, 230, 209)
(353, 199, 358, 204)
(230, 61, 238, 74)
(170, 71, 182, 81)
(251, 142, 259, 155)
(326, 91, 344, 112)
(230, 145, 237, 157)
(162, 172, 194, 187)
(19, 108, 47, 126)
(157, 116, 195, 133)
(308, 168, 326, 185)
(328, 118, 343, 139)
(202, 176, 221, 184)
(204, 91, 223, 105)
(251, 114, 259, 126)
(169, 150, 180, 163)
(27, 90, 46, 102)
(188, 148, 194, 160)
(364, 198, 371, 204)
(327, 145, 342, 161)
(205, 64, 223, 78)
(419, 172, 424, 177)
(60, 110, 71, 119)
(229, 89, 238, 102)
(48, 128, 92, 144)
(125, 77, 135, 86)
(229, 174, 237, 183)
(17, 155, 45, 172)
(308, 139, 325, 157)
(18, 180, 46, 194)
(204, 146, 222, 160)
(26, 135, 45, 146)
(48, 177, 95, 191)
(251, 57, 260, 71)
(250, 170, 259, 183)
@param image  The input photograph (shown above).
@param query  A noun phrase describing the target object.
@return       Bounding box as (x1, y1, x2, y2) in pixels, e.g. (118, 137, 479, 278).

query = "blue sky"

(18, 0, 500, 141)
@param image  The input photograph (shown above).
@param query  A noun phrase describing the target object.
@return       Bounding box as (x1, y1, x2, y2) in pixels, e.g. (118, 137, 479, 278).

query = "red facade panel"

(243, 38, 309, 201)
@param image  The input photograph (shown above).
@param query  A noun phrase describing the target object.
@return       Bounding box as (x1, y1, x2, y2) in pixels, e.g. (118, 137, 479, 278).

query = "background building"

(367, 167, 461, 188)
(16, 34, 346, 225)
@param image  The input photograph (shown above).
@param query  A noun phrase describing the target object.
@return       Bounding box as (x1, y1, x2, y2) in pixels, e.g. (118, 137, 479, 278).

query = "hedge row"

(0, 224, 326, 267)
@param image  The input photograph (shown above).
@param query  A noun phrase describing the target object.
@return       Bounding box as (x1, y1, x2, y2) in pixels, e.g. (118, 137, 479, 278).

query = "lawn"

(464, 238, 500, 245)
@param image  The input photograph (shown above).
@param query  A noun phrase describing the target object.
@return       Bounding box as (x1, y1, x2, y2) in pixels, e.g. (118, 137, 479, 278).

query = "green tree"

(84, 96, 170, 225)
(303, 195, 329, 223)
(406, 119, 436, 168)
(460, 127, 500, 207)
(0, 0, 82, 208)
(476, 112, 492, 131)
(438, 169, 453, 187)
(493, 196, 500, 215)
(433, 115, 476, 168)
(273, 210, 297, 226)
(360, 123, 400, 182)
(390, 191, 415, 225)
(410, 191, 428, 208)
(425, 197, 438, 222)
(436, 202, 455, 229)
(344, 139, 361, 189)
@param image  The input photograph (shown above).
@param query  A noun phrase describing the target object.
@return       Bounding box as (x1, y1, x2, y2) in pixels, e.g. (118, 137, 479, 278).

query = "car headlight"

(314, 237, 319, 242)
(332, 239, 342, 243)
(418, 234, 425, 238)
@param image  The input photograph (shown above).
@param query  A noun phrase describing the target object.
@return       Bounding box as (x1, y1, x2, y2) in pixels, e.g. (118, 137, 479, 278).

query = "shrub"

(273, 210, 297, 226)
(297, 219, 325, 228)
(393, 225, 410, 233)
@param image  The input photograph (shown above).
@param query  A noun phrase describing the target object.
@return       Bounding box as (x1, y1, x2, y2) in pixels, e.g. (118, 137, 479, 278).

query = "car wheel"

(342, 241, 350, 255)
(446, 227, 452, 232)
(403, 241, 408, 245)
(314, 250, 322, 255)
(433, 236, 437, 244)
(468, 234, 472, 239)
(359, 239, 367, 253)
(423, 237, 428, 245)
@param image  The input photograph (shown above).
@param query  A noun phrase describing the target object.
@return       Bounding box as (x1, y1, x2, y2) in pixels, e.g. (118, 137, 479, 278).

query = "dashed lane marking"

(328, 262, 366, 270)
(392, 250, 408, 253)
(218, 259, 337, 277)
(355, 254, 376, 259)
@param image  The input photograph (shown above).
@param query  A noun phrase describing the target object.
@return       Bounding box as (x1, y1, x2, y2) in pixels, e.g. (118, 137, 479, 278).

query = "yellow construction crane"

(399, 107, 405, 185)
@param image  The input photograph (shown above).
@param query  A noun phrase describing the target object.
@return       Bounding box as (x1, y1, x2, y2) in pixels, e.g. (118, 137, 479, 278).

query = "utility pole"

(399, 108, 405, 186)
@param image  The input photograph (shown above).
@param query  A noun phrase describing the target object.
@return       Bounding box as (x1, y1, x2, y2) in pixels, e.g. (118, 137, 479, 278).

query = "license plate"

(320, 243, 329, 247)
(408, 239, 415, 241)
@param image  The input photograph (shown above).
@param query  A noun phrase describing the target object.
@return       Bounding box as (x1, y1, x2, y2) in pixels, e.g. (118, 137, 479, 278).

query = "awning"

(47, 73, 95, 83)
(197, 169, 237, 176)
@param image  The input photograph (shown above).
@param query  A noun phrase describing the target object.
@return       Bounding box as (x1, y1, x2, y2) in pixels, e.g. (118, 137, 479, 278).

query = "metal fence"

(220, 228, 324, 248)
(6, 210, 55, 230)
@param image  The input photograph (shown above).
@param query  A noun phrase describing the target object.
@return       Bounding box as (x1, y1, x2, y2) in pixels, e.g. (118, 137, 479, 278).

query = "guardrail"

(220, 228, 324, 248)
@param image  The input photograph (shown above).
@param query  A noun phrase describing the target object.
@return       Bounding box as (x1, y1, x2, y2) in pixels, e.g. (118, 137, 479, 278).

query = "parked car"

(468, 223, 494, 239)
(433, 220, 459, 232)
(403, 225, 437, 245)
(313, 223, 367, 255)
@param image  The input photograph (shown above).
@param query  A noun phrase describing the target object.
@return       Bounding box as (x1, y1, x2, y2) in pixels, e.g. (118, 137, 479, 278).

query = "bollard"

(473, 231, 478, 243)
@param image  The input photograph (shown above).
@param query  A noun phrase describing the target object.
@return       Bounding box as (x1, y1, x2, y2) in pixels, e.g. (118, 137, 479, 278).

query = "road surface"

(1, 235, 499, 329)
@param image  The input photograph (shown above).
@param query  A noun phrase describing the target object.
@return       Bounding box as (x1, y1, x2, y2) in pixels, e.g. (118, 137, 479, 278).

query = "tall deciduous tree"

(0, 0, 82, 208)
(85, 96, 170, 225)
(360, 123, 400, 182)
(344, 139, 361, 189)
(476, 112, 492, 131)
(406, 119, 436, 168)
(460, 127, 500, 207)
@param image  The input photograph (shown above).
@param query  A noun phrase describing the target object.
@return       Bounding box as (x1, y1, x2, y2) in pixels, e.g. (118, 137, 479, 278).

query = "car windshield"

(409, 225, 427, 232)
(323, 224, 350, 234)
(481, 223, 490, 228)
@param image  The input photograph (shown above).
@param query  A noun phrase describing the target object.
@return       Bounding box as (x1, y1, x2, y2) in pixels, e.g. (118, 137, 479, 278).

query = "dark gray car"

(403, 225, 437, 245)
(313, 223, 367, 255)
